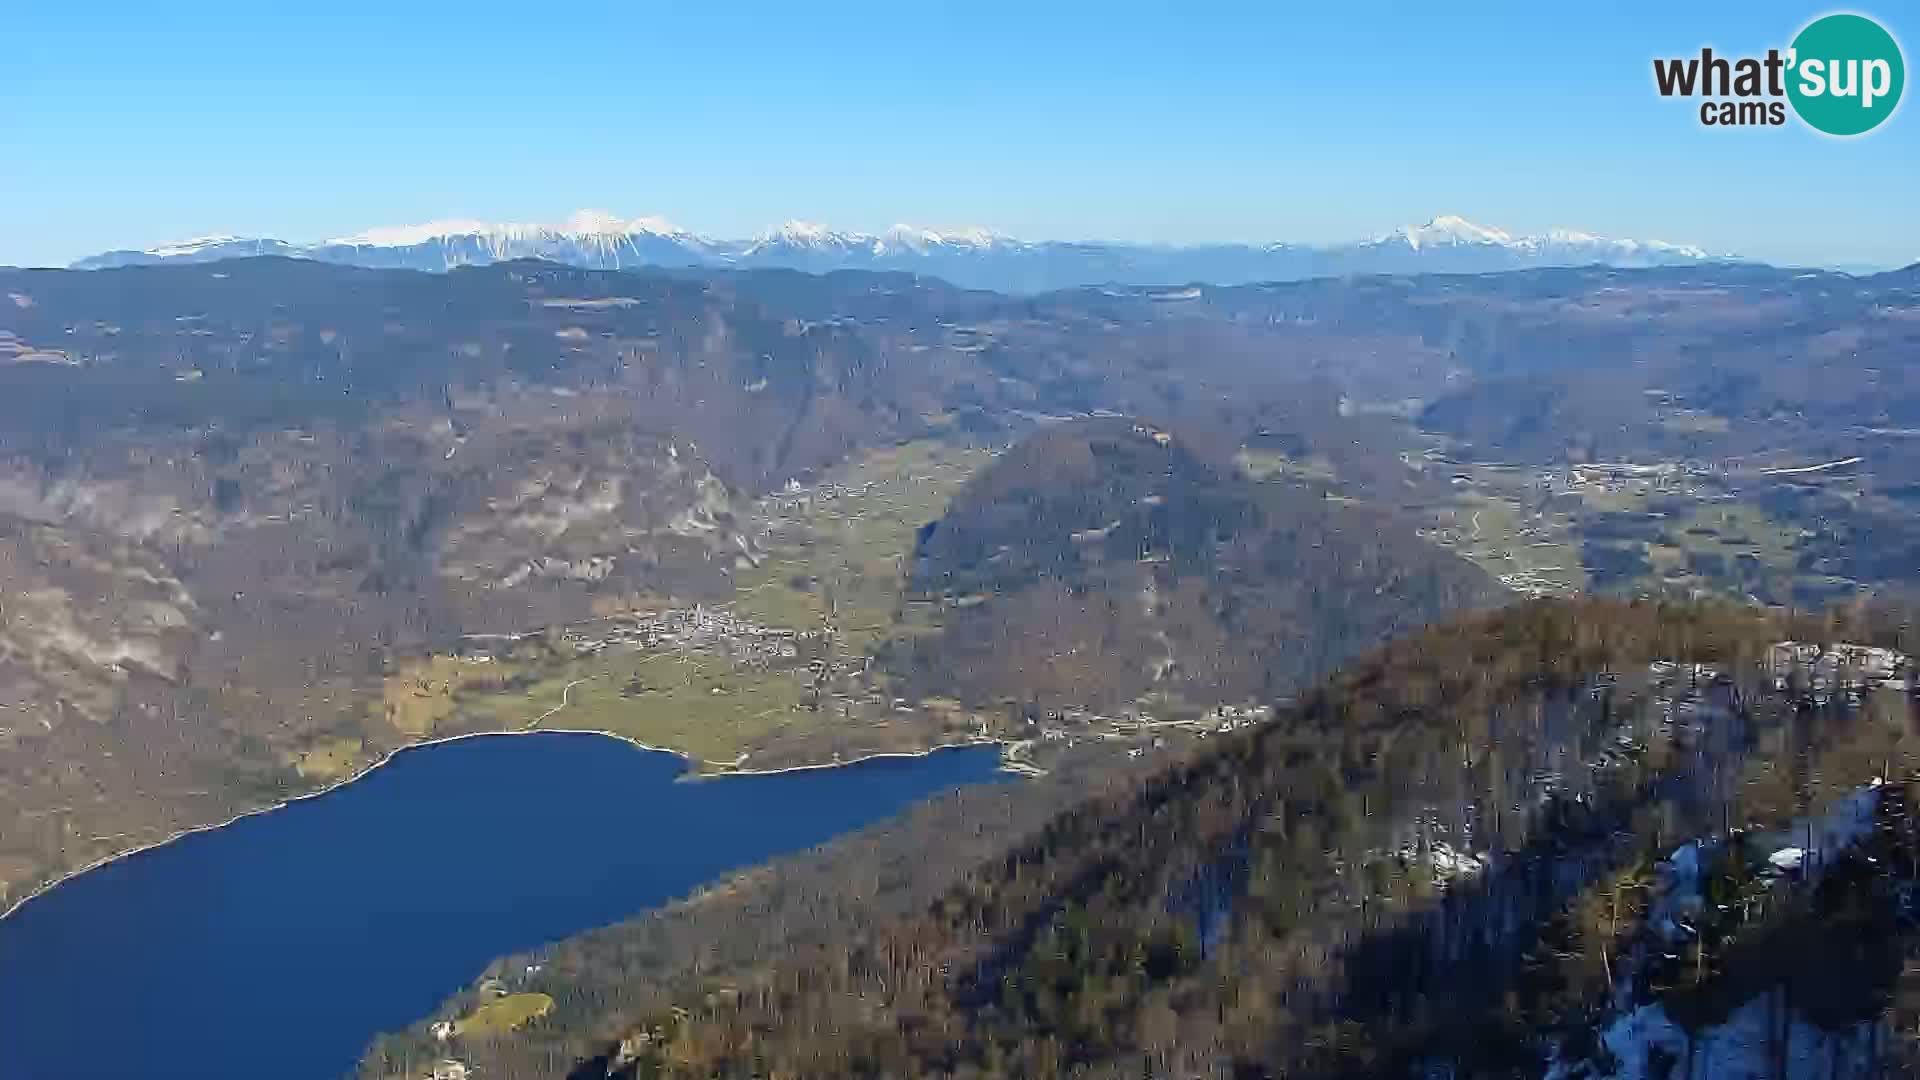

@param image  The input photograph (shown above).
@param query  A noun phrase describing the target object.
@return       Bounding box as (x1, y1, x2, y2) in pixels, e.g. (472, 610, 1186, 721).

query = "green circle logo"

(1787, 13, 1905, 135)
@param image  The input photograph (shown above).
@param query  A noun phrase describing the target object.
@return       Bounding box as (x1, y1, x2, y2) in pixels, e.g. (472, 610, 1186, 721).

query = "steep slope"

(884, 418, 1504, 709)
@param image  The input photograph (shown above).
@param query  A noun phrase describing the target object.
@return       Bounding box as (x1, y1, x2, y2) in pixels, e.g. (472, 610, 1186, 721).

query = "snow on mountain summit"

(145, 235, 251, 257)
(1543, 227, 1603, 246)
(1369, 215, 1716, 262)
(326, 219, 500, 248)
(745, 221, 1008, 257)
(325, 210, 696, 249)
(560, 209, 688, 237)
(877, 224, 1005, 253)
(72, 212, 1727, 283)
(1389, 215, 1516, 250)
(751, 220, 854, 250)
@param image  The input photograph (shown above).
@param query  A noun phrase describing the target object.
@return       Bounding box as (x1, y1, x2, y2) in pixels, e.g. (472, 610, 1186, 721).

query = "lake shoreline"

(0, 722, 1012, 925)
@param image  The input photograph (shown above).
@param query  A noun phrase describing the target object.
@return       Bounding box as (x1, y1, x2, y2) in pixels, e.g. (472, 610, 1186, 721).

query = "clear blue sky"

(4, 1, 1914, 268)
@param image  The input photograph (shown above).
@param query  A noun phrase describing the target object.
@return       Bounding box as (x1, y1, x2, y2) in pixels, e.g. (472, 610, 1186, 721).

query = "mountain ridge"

(66, 212, 1735, 290)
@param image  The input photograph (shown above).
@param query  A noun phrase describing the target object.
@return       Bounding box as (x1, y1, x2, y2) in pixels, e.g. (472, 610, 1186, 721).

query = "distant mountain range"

(69, 211, 1732, 291)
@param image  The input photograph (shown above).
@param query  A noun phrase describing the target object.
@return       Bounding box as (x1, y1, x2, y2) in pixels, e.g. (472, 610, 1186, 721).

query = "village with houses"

(454, 589, 1282, 782)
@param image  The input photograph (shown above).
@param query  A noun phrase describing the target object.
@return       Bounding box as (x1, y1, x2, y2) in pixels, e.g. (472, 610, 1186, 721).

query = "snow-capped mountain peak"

(876, 224, 1004, 254)
(326, 219, 501, 248)
(324, 210, 696, 249)
(747, 220, 869, 254)
(1386, 215, 1515, 251)
(775, 219, 834, 240)
(560, 209, 688, 238)
(71, 211, 1731, 286)
(1362, 216, 1719, 264)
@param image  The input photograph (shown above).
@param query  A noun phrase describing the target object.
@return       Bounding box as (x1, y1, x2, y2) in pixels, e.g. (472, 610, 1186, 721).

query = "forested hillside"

(361, 598, 1920, 1079)
(886, 418, 1501, 709)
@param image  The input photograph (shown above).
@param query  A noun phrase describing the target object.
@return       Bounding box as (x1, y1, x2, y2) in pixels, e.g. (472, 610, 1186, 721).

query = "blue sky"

(4, 1, 1915, 268)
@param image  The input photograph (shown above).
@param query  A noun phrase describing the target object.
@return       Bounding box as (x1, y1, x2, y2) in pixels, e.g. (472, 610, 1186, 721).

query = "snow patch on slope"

(1565, 995, 1876, 1080)
(146, 235, 251, 257)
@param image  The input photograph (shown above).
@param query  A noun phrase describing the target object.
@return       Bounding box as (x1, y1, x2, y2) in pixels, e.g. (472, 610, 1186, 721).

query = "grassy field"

(1630, 499, 1806, 598)
(1235, 448, 1339, 486)
(1414, 466, 1823, 602)
(1668, 501, 1801, 565)
(1656, 410, 1733, 435)
(455, 992, 554, 1038)
(733, 441, 995, 652)
(292, 737, 368, 782)
(449, 649, 810, 767)
(378, 655, 489, 738)
(1422, 480, 1585, 596)
(358, 440, 996, 771)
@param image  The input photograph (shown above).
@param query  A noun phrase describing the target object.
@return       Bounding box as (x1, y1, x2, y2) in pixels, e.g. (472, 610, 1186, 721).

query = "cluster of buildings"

(1563, 461, 1689, 490)
(1014, 700, 1276, 768)
(560, 604, 805, 666)
(1424, 459, 1725, 599)
(766, 476, 879, 514)
(1767, 640, 1912, 696)
(1130, 422, 1173, 447)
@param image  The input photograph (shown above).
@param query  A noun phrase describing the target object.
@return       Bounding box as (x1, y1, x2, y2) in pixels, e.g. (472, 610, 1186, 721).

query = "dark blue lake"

(0, 733, 1007, 1080)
